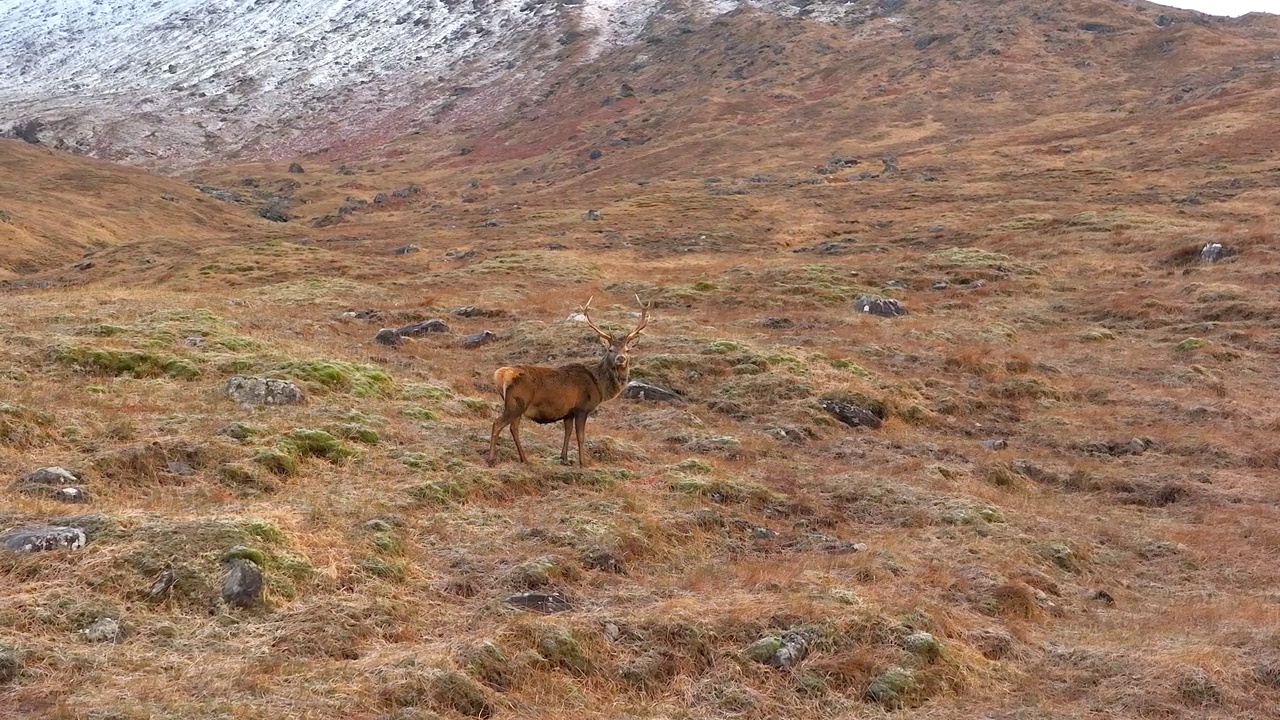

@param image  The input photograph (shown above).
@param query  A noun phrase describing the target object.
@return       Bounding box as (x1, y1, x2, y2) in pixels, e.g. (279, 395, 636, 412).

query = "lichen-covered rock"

(0, 524, 88, 553)
(504, 591, 572, 614)
(866, 666, 917, 707)
(80, 617, 121, 643)
(224, 376, 304, 406)
(855, 294, 909, 317)
(904, 631, 941, 661)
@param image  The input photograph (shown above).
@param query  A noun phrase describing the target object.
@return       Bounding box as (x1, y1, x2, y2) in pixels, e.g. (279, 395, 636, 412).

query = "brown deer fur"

(488, 297, 649, 467)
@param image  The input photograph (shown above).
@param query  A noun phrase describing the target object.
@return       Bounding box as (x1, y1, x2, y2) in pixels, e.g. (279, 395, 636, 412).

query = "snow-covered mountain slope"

(0, 0, 877, 168)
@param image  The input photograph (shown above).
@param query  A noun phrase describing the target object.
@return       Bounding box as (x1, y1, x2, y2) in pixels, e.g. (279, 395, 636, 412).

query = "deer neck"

(592, 356, 630, 401)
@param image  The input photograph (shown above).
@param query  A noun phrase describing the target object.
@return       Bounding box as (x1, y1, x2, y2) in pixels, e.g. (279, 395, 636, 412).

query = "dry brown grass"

(5, 4, 1280, 718)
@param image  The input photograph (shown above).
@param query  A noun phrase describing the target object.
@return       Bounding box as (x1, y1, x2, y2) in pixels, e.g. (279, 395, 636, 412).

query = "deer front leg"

(560, 418, 573, 465)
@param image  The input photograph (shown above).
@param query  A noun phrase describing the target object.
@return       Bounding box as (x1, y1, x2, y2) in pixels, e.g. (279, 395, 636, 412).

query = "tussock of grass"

(52, 345, 201, 379)
(278, 359, 393, 397)
(925, 247, 1040, 275)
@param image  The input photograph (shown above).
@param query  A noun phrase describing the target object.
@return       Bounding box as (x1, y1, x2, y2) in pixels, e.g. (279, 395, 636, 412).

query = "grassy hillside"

(4, 5, 1280, 719)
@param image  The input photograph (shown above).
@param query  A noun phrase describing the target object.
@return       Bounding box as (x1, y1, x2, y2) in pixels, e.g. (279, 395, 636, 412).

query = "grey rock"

(222, 558, 264, 608)
(622, 380, 682, 403)
(931, 280, 950, 290)
(396, 319, 450, 337)
(588, 148, 603, 160)
(257, 205, 289, 223)
(341, 308, 384, 322)
(818, 398, 883, 429)
(146, 567, 177, 600)
(460, 331, 497, 348)
(751, 527, 777, 539)
(287, 162, 304, 174)
(374, 328, 405, 346)
(390, 185, 420, 199)
(160, 193, 177, 202)
(452, 305, 504, 318)
(504, 591, 572, 614)
(223, 376, 305, 406)
(0, 524, 88, 553)
(445, 248, 479, 260)
(1155, 13, 1174, 26)
(393, 243, 420, 255)
(982, 438, 1008, 451)
(855, 294, 909, 317)
(584, 209, 602, 221)
(21, 467, 81, 485)
(79, 617, 121, 643)
(762, 317, 794, 329)
(165, 461, 195, 476)
(1199, 242, 1234, 262)
(747, 633, 809, 669)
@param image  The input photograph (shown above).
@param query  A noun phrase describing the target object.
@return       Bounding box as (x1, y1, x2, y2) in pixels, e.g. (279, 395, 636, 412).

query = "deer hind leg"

(509, 417, 528, 463)
(560, 418, 573, 465)
(573, 411, 589, 468)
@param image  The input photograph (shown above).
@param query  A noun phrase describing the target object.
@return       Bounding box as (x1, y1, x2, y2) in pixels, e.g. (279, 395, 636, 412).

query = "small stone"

(504, 591, 572, 614)
(1092, 589, 1116, 605)
(223, 376, 304, 406)
(460, 331, 497, 348)
(584, 209, 602, 221)
(21, 467, 79, 486)
(751, 527, 777, 539)
(146, 567, 177, 600)
(603, 623, 622, 642)
(452, 305, 503, 318)
(855, 294, 909, 317)
(588, 148, 603, 160)
(183, 336, 205, 347)
(166, 461, 195, 476)
(375, 329, 404, 346)
(395, 319, 450, 337)
(746, 633, 808, 669)
(982, 438, 1008, 451)
(931, 280, 949, 290)
(621, 380, 683, 403)
(221, 558, 265, 608)
(393, 243, 420, 255)
(0, 524, 88, 553)
(1199, 242, 1233, 262)
(287, 162, 304, 174)
(818, 398, 883, 429)
(79, 617, 121, 643)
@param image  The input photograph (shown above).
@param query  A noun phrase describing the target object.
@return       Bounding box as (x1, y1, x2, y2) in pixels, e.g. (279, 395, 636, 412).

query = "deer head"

(581, 294, 649, 373)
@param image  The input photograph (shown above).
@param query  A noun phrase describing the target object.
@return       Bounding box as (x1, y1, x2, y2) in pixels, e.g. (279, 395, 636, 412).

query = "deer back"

(496, 362, 606, 423)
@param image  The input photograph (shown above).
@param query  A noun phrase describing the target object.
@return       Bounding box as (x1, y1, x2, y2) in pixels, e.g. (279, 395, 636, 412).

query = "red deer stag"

(488, 296, 650, 467)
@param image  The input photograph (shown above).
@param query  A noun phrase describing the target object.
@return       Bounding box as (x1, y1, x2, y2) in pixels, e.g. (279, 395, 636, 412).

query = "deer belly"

(529, 414, 567, 424)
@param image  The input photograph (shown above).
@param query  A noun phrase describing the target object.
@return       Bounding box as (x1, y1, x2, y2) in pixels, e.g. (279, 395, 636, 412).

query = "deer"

(487, 295, 650, 468)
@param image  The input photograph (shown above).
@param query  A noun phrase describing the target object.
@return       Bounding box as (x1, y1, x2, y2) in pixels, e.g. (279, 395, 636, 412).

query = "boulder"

(622, 380, 683, 403)
(0, 524, 88, 553)
(460, 331, 497, 348)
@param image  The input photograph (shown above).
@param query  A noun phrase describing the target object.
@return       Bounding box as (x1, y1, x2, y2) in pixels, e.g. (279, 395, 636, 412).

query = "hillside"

(0, 140, 256, 280)
(3, 2, 1280, 719)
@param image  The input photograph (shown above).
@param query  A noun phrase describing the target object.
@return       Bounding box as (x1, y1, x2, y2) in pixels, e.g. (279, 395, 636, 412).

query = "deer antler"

(580, 296, 613, 342)
(622, 294, 650, 345)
